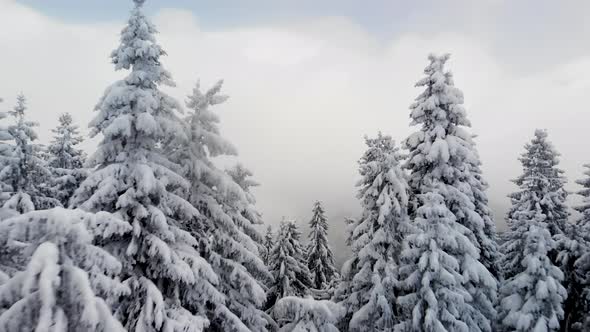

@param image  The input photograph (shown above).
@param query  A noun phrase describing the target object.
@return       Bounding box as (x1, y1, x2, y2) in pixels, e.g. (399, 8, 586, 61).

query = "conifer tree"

(306, 201, 337, 291)
(336, 133, 410, 332)
(0, 208, 130, 331)
(1, 94, 59, 213)
(400, 54, 497, 331)
(166, 80, 270, 331)
(71, 1, 219, 330)
(498, 130, 568, 332)
(498, 215, 566, 331)
(396, 193, 482, 332)
(0, 98, 13, 203)
(554, 163, 590, 331)
(47, 113, 87, 207)
(263, 225, 274, 266)
(500, 130, 568, 280)
(267, 221, 312, 310)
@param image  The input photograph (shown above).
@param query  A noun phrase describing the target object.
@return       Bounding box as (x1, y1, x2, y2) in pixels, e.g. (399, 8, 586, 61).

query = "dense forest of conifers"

(0, 0, 589, 331)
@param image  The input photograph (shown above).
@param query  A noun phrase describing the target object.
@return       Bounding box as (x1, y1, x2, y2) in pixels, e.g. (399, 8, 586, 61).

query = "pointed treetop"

(313, 200, 324, 211)
(11, 93, 26, 117)
(133, 0, 146, 8)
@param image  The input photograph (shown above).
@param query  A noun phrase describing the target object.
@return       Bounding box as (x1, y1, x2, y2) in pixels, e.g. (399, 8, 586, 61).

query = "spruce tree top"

(306, 200, 337, 290)
(48, 113, 85, 170)
(404, 53, 478, 187)
(509, 129, 567, 234)
(513, 129, 566, 192)
(110, 0, 171, 88)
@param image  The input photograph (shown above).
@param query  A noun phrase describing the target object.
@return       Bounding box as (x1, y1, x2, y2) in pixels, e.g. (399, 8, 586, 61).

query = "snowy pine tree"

(263, 225, 274, 266)
(0, 98, 14, 203)
(567, 164, 590, 330)
(335, 133, 410, 331)
(0, 94, 59, 213)
(396, 193, 484, 332)
(46, 113, 87, 207)
(273, 296, 344, 332)
(501, 130, 568, 281)
(498, 216, 566, 331)
(554, 163, 590, 331)
(306, 201, 337, 291)
(498, 129, 568, 332)
(0, 208, 130, 331)
(71, 1, 219, 330)
(267, 220, 312, 310)
(400, 54, 498, 331)
(165, 80, 271, 331)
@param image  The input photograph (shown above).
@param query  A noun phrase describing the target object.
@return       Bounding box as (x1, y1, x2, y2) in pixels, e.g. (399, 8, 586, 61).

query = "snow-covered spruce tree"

(46, 113, 87, 207)
(263, 225, 274, 266)
(497, 130, 569, 332)
(497, 213, 567, 331)
(334, 133, 410, 331)
(70, 1, 219, 330)
(0, 98, 14, 203)
(0, 94, 59, 213)
(501, 129, 568, 281)
(273, 296, 344, 332)
(165, 80, 271, 331)
(553, 164, 590, 331)
(401, 53, 498, 331)
(396, 193, 486, 332)
(306, 201, 337, 291)
(267, 220, 312, 311)
(0, 208, 130, 331)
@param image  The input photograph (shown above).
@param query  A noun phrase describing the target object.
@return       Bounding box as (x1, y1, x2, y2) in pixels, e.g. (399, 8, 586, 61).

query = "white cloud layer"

(1, 0, 590, 261)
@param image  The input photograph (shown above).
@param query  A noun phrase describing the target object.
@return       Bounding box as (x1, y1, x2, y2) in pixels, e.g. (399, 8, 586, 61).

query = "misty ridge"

(1, 0, 590, 331)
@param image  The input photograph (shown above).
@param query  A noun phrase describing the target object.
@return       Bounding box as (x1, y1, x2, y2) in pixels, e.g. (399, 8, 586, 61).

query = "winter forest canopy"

(1, 0, 590, 331)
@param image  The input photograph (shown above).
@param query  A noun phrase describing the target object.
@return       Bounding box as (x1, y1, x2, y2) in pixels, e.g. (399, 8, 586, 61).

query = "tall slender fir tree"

(0, 97, 13, 203)
(46, 113, 87, 207)
(398, 54, 498, 332)
(498, 129, 568, 332)
(500, 129, 568, 280)
(166, 80, 271, 331)
(267, 221, 312, 312)
(306, 201, 337, 291)
(262, 225, 274, 266)
(336, 133, 410, 331)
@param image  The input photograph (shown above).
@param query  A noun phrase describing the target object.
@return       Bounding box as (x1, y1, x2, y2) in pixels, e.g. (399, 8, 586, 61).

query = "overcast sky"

(2, 0, 590, 263)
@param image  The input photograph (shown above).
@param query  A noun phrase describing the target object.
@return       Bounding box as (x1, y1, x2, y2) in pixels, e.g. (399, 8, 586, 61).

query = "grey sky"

(2, 0, 590, 263)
